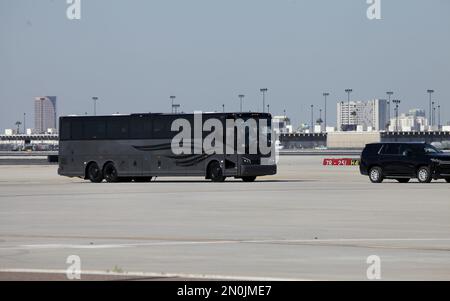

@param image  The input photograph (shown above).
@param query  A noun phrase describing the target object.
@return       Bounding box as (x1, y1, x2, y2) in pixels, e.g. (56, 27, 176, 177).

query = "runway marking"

(0, 268, 312, 281)
(1, 238, 450, 251)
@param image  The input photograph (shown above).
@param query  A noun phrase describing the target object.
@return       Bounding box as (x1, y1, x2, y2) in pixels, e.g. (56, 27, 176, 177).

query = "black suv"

(360, 142, 450, 183)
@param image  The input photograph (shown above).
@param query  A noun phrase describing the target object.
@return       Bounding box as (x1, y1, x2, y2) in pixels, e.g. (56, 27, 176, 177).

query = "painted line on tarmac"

(1, 237, 450, 251)
(0, 240, 239, 250)
(0, 268, 312, 281)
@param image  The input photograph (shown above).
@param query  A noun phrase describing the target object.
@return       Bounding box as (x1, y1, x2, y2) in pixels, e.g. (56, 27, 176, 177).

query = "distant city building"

(389, 108, 428, 132)
(272, 115, 293, 134)
(296, 123, 310, 133)
(4, 129, 15, 136)
(337, 99, 387, 132)
(34, 96, 57, 134)
(408, 108, 426, 118)
(296, 122, 334, 134)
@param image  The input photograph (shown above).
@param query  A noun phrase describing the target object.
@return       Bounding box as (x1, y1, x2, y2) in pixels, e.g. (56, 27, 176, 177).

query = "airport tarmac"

(0, 156, 449, 281)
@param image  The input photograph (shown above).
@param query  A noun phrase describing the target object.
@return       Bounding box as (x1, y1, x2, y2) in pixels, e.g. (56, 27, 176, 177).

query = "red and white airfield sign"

(323, 158, 360, 166)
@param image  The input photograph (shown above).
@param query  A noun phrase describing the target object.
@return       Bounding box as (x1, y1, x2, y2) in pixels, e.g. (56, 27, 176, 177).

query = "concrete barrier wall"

(327, 132, 381, 149)
(280, 133, 327, 149)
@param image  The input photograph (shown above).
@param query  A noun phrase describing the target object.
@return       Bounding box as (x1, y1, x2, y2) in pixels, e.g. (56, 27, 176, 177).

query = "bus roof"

(61, 112, 272, 119)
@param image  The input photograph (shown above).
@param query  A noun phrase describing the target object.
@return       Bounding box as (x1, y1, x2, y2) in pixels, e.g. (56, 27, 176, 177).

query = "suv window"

(400, 144, 423, 156)
(424, 144, 440, 154)
(381, 144, 401, 155)
(363, 144, 382, 155)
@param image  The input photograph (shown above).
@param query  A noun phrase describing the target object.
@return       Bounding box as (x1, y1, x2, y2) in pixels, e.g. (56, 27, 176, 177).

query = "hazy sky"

(1, 0, 449, 131)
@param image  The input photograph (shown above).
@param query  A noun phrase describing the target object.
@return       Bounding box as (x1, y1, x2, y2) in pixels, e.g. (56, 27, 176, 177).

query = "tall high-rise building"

(337, 99, 387, 131)
(34, 96, 57, 133)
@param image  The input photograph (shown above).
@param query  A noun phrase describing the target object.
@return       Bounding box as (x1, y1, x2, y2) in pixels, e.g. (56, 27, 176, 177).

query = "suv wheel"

(417, 166, 432, 183)
(369, 166, 384, 183)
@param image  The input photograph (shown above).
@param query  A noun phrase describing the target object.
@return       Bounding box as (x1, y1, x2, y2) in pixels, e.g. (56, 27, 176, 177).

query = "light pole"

(319, 109, 323, 132)
(222, 104, 225, 113)
(438, 104, 441, 129)
(260, 88, 268, 113)
(386, 91, 394, 131)
(345, 89, 353, 128)
(310, 104, 314, 131)
(92, 96, 99, 116)
(323, 92, 329, 129)
(431, 101, 436, 126)
(23, 113, 26, 134)
(15, 121, 21, 134)
(238, 94, 245, 112)
(173, 104, 180, 113)
(427, 90, 434, 127)
(393, 99, 401, 132)
(267, 104, 270, 113)
(170, 96, 176, 113)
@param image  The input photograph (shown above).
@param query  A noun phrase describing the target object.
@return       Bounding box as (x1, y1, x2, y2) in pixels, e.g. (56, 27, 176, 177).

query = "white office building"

(389, 109, 428, 132)
(272, 115, 293, 134)
(337, 99, 387, 132)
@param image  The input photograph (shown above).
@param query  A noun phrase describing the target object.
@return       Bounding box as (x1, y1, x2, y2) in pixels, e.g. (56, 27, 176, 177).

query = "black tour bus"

(58, 112, 277, 183)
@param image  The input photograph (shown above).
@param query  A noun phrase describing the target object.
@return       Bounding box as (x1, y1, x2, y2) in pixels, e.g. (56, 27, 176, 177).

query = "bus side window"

(84, 120, 106, 139)
(153, 116, 176, 139)
(71, 119, 84, 140)
(130, 117, 152, 139)
(152, 117, 165, 139)
(107, 118, 129, 139)
(60, 120, 71, 140)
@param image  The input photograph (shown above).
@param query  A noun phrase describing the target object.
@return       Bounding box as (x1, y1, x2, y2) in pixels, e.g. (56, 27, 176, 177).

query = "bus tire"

(242, 176, 257, 182)
(208, 161, 226, 182)
(103, 162, 119, 183)
(87, 162, 103, 183)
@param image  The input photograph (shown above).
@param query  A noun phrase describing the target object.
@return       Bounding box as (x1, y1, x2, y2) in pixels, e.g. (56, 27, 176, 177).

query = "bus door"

(223, 115, 239, 177)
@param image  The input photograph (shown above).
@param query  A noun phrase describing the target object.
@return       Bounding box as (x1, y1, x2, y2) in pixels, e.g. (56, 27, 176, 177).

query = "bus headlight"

(242, 157, 251, 165)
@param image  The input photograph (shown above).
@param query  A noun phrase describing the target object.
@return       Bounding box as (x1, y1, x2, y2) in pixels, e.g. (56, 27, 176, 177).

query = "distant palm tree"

(15, 121, 22, 134)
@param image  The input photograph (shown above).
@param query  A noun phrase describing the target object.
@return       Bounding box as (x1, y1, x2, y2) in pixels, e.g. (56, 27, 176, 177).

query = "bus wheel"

(103, 162, 119, 183)
(242, 176, 257, 182)
(87, 162, 103, 183)
(208, 161, 225, 182)
(134, 177, 152, 182)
